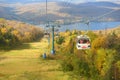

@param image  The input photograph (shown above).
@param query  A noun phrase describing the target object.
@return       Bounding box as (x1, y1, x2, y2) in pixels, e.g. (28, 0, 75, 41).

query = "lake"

(37, 22, 120, 32)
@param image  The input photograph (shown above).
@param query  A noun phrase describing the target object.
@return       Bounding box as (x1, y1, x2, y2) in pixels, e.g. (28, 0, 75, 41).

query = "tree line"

(0, 18, 44, 49)
(53, 29, 120, 80)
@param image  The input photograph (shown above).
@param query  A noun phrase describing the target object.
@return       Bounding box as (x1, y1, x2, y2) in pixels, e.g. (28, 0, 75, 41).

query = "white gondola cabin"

(44, 31, 50, 38)
(76, 35, 91, 49)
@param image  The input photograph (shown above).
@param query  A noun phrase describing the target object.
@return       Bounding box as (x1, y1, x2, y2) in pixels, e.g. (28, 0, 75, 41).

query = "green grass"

(0, 38, 70, 80)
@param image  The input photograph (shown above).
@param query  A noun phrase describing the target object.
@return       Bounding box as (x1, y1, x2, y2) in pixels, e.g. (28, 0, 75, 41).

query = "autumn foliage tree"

(55, 30, 120, 80)
(0, 18, 43, 49)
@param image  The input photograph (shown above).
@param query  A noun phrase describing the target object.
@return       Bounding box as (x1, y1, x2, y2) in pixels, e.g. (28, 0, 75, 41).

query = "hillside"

(94, 26, 120, 36)
(0, 19, 120, 80)
(0, 1, 120, 25)
(0, 18, 43, 49)
(0, 6, 19, 20)
(59, 1, 120, 21)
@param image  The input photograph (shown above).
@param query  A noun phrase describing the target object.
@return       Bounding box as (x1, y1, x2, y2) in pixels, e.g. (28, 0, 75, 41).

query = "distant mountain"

(0, 1, 120, 25)
(79, 1, 120, 7)
(59, 1, 120, 21)
(0, 6, 20, 20)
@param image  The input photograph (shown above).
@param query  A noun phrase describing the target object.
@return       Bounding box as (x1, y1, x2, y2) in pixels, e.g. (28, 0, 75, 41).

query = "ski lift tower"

(48, 22, 60, 55)
(50, 22, 55, 54)
(45, 0, 60, 55)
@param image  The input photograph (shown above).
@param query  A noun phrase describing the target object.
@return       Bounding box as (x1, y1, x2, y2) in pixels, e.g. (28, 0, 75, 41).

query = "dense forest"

(52, 29, 120, 80)
(0, 18, 43, 49)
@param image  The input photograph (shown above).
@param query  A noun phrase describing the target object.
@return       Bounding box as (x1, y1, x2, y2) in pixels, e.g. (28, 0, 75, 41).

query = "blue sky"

(45, 0, 120, 3)
(0, 0, 119, 3)
(60, 0, 119, 3)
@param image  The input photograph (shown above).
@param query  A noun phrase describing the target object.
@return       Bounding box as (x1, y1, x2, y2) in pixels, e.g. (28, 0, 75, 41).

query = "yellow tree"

(1, 27, 7, 35)
(24, 32, 32, 42)
(92, 36, 107, 50)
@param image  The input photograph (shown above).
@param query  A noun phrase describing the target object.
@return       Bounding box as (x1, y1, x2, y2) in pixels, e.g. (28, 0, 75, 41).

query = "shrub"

(56, 36, 65, 45)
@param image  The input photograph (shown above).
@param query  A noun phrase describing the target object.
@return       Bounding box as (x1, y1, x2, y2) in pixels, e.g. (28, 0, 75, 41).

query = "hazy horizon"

(0, 0, 120, 4)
